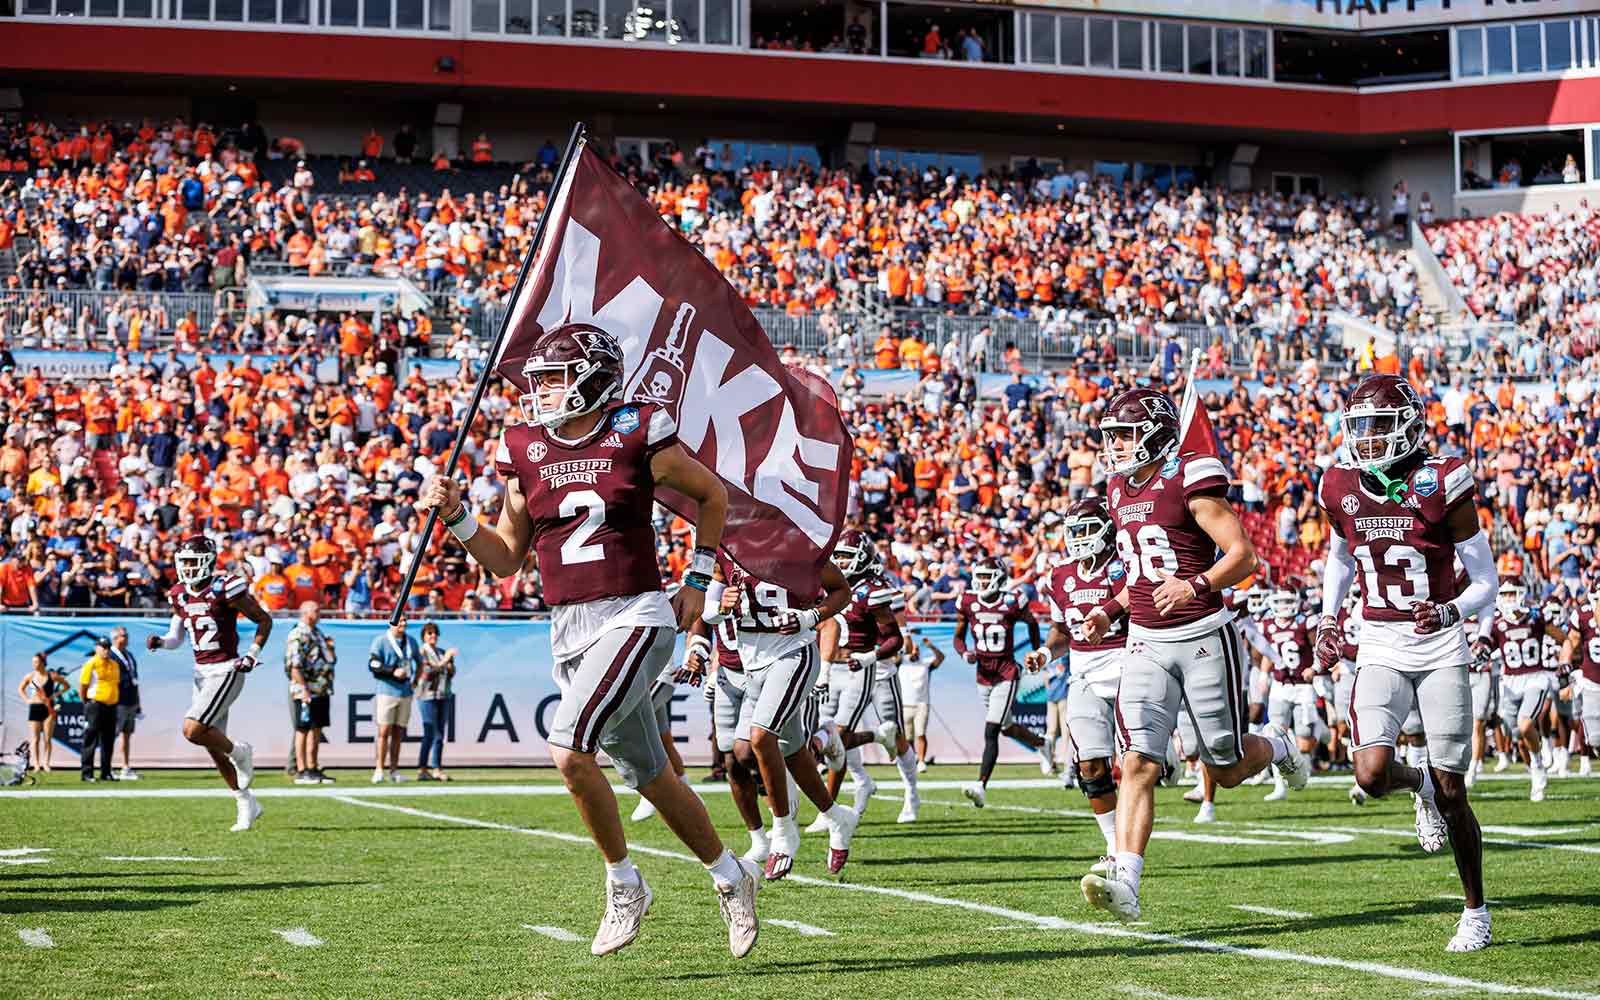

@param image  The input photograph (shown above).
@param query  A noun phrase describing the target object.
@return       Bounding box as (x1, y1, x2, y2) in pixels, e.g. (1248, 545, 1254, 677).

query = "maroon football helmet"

(831, 529, 876, 580)
(971, 558, 1006, 600)
(175, 535, 218, 594)
(1062, 495, 1114, 564)
(519, 322, 625, 429)
(1342, 374, 1424, 474)
(1100, 387, 1180, 475)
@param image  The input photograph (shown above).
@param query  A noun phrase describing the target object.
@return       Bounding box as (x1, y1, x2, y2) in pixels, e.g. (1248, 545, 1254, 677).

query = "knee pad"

(1080, 767, 1116, 799)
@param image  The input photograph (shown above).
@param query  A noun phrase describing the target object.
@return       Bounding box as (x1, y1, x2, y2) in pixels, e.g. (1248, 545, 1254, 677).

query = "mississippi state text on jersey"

(1489, 612, 1549, 677)
(1315, 455, 1475, 624)
(957, 590, 1031, 684)
(1106, 452, 1230, 634)
(1047, 558, 1129, 654)
(494, 402, 676, 607)
(1262, 616, 1314, 682)
(168, 574, 246, 666)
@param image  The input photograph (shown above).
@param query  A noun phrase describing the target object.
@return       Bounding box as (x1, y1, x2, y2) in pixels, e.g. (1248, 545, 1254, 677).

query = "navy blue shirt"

(147, 432, 179, 469)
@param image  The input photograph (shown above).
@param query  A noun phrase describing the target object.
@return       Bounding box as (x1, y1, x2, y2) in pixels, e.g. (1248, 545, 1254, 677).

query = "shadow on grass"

(1187, 892, 1584, 940)
(651, 944, 1195, 980)
(0, 880, 370, 915)
(1163, 851, 1417, 871)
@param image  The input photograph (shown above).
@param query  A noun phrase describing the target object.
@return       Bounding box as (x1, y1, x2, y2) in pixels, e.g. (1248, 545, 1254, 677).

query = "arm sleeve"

(1475, 612, 1496, 641)
(1320, 531, 1357, 619)
(1451, 531, 1496, 620)
(158, 614, 185, 650)
(1241, 621, 1280, 664)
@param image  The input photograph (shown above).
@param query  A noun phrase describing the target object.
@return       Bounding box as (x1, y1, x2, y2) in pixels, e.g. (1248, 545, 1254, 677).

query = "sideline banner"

(0, 617, 1049, 770)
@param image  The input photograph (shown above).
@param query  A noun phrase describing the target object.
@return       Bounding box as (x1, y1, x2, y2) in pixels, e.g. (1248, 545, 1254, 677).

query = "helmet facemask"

(1344, 402, 1422, 475)
(1496, 583, 1525, 619)
(1268, 591, 1298, 621)
(176, 549, 215, 594)
(972, 563, 1005, 600)
(1101, 421, 1169, 477)
(520, 355, 617, 430)
(1064, 513, 1112, 564)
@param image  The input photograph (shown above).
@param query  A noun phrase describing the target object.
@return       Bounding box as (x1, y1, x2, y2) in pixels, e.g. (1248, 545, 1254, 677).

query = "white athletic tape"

(333, 797, 1600, 1000)
(17, 928, 54, 948)
(1231, 905, 1311, 919)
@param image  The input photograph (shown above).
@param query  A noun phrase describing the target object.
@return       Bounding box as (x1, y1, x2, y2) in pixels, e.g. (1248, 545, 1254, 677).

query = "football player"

(1078, 388, 1306, 923)
(954, 557, 1046, 809)
(814, 530, 906, 819)
(1262, 589, 1318, 802)
(418, 323, 758, 959)
(699, 551, 862, 878)
(1313, 374, 1495, 952)
(1543, 599, 1575, 778)
(1483, 580, 1568, 802)
(146, 535, 272, 832)
(1560, 583, 1600, 777)
(865, 554, 924, 821)
(1025, 496, 1126, 866)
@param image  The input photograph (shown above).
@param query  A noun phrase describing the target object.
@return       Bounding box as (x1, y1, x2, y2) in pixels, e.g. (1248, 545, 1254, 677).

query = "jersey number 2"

(559, 490, 606, 565)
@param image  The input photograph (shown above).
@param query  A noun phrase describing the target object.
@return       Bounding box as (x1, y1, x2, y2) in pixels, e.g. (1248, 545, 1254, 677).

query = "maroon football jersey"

(494, 402, 676, 607)
(1316, 456, 1474, 625)
(957, 591, 1033, 684)
(1107, 453, 1230, 633)
(714, 616, 744, 671)
(167, 574, 246, 666)
(1489, 612, 1548, 676)
(1336, 605, 1361, 663)
(838, 573, 897, 653)
(716, 550, 817, 635)
(1047, 557, 1128, 654)
(1576, 609, 1600, 685)
(1262, 616, 1313, 682)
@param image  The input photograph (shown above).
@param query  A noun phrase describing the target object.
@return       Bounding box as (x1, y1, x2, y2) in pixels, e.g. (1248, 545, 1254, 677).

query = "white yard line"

(0, 847, 52, 856)
(103, 856, 225, 862)
(334, 796, 1600, 1000)
(0, 858, 51, 866)
(271, 928, 324, 947)
(1117, 985, 1213, 1000)
(521, 924, 582, 942)
(16, 928, 54, 948)
(768, 919, 836, 937)
(1480, 825, 1583, 837)
(1231, 904, 1311, 919)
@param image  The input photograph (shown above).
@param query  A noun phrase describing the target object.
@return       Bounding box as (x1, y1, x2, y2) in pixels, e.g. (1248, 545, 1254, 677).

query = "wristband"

(1095, 595, 1124, 621)
(247, 643, 265, 660)
(850, 650, 877, 669)
(1188, 574, 1212, 597)
(683, 572, 710, 592)
(441, 503, 468, 528)
(687, 635, 711, 661)
(690, 546, 717, 578)
(796, 607, 822, 631)
(1438, 602, 1461, 628)
(447, 510, 479, 543)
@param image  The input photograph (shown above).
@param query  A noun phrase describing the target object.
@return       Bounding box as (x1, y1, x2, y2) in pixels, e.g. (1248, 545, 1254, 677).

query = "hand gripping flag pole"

(389, 121, 587, 626)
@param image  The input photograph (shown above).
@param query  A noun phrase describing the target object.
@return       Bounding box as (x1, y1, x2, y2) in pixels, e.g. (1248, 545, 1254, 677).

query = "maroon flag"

(494, 142, 852, 595)
(1177, 351, 1222, 459)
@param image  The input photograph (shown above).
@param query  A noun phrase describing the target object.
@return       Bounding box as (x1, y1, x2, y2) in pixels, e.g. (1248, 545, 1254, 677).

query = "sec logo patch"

(1341, 494, 1359, 515)
(526, 441, 547, 463)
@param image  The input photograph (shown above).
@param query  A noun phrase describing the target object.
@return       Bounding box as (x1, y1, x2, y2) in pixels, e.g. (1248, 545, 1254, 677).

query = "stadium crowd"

(1, 114, 1599, 619)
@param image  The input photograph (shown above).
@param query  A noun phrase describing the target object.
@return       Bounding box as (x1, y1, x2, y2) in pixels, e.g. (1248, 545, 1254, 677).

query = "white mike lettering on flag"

(494, 144, 851, 594)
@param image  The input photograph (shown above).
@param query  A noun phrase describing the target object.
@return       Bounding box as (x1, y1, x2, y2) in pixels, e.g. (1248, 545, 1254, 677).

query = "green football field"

(2, 764, 1597, 1000)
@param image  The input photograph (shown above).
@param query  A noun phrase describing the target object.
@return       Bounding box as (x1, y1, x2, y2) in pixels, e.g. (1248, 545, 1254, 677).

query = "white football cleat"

(1263, 724, 1308, 791)
(1553, 747, 1570, 778)
(804, 812, 831, 834)
(228, 742, 254, 790)
(1089, 856, 1117, 876)
(1493, 753, 1510, 773)
(1581, 755, 1594, 777)
(630, 797, 658, 823)
(1244, 766, 1268, 786)
(1463, 764, 1477, 789)
(1264, 778, 1288, 802)
(826, 807, 859, 874)
(1349, 783, 1368, 807)
(1193, 801, 1217, 824)
(819, 723, 846, 771)
(230, 794, 262, 832)
(1081, 871, 1141, 922)
(874, 722, 900, 759)
(1038, 748, 1055, 775)
(1182, 785, 1205, 803)
(1539, 745, 1553, 770)
(851, 774, 877, 816)
(1530, 766, 1548, 803)
(591, 874, 653, 957)
(119, 768, 141, 781)
(916, 759, 928, 774)
(1413, 792, 1448, 853)
(371, 768, 385, 784)
(897, 795, 919, 824)
(962, 782, 986, 808)
(1446, 910, 1492, 953)
(744, 832, 772, 869)
(716, 859, 761, 958)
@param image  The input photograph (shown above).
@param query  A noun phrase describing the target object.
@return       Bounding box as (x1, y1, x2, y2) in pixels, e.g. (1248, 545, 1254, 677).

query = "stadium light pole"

(390, 120, 587, 626)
